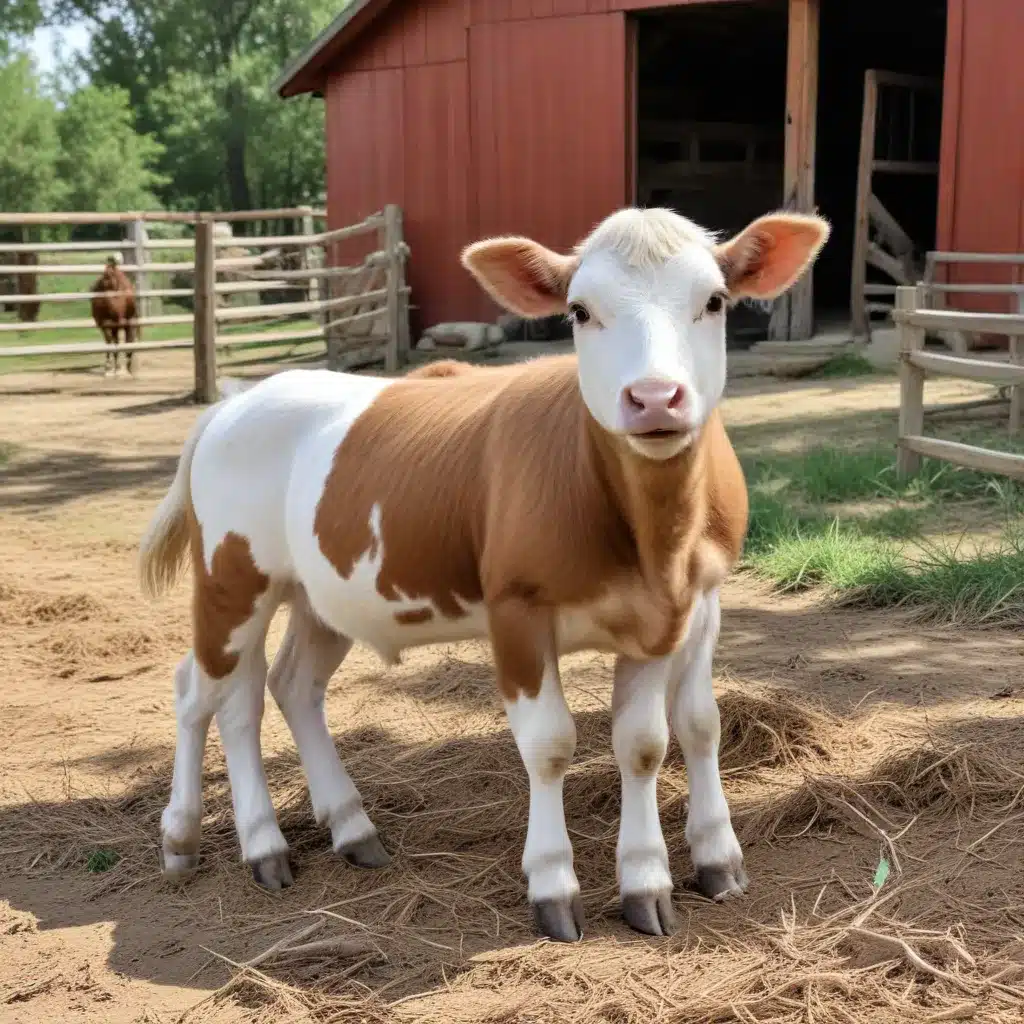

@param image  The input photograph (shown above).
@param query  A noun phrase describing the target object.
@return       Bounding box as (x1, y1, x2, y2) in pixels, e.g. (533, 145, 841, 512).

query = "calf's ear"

(461, 237, 577, 318)
(715, 213, 831, 300)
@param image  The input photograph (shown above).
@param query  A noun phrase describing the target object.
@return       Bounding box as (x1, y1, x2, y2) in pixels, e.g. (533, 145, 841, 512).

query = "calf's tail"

(138, 402, 221, 599)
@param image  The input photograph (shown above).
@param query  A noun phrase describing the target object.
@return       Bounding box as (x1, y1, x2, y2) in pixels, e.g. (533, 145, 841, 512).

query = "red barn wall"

(324, 0, 628, 330)
(937, 0, 1024, 315)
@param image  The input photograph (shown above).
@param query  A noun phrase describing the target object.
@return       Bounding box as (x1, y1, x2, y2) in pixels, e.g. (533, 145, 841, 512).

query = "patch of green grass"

(741, 435, 1024, 625)
(812, 350, 879, 379)
(85, 849, 120, 873)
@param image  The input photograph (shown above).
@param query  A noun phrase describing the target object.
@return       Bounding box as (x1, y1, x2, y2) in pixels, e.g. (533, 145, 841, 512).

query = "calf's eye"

(705, 293, 725, 315)
(568, 301, 591, 326)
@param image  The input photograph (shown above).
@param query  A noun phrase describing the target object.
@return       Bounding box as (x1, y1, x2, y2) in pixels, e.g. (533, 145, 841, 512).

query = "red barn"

(275, 0, 1024, 343)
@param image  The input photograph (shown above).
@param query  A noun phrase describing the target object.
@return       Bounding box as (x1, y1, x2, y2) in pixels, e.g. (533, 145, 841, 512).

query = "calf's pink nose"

(620, 378, 688, 434)
(626, 379, 685, 413)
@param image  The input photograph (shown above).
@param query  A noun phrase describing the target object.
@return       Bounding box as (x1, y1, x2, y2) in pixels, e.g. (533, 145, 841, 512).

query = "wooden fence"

(920, 251, 1024, 355)
(0, 205, 411, 402)
(894, 284, 1024, 480)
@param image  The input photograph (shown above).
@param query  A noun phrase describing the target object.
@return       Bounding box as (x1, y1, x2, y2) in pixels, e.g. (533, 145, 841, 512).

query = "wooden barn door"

(469, 14, 628, 262)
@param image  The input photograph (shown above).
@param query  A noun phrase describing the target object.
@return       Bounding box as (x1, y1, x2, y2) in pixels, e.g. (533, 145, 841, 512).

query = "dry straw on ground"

(8, 673, 1024, 1024)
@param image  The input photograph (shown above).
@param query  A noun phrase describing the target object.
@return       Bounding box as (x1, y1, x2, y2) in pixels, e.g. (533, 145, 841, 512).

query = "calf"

(140, 205, 828, 941)
(91, 254, 137, 377)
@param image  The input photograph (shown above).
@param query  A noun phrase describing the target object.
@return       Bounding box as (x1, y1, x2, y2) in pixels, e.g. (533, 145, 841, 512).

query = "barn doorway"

(634, 0, 948, 343)
(815, 0, 947, 336)
(634, 1, 788, 345)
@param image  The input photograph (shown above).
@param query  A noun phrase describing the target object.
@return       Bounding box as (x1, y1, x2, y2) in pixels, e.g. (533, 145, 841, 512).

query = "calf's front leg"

(671, 590, 747, 900)
(490, 600, 582, 942)
(611, 653, 677, 935)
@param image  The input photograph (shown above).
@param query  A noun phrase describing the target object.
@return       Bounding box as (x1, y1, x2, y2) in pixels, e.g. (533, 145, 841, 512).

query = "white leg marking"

(505, 661, 579, 910)
(161, 651, 215, 879)
(612, 654, 674, 928)
(268, 591, 386, 863)
(670, 591, 746, 899)
(215, 644, 290, 870)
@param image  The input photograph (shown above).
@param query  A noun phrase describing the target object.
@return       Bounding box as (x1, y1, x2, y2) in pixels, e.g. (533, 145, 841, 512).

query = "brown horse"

(90, 255, 137, 377)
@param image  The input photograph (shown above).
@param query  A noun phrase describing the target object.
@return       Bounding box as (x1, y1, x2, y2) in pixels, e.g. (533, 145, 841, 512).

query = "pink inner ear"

(718, 215, 829, 300)
(461, 238, 576, 318)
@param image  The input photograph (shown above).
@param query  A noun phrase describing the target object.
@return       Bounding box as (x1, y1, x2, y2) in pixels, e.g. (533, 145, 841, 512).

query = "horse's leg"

(102, 326, 116, 376)
(267, 587, 389, 866)
(124, 321, 136, 376)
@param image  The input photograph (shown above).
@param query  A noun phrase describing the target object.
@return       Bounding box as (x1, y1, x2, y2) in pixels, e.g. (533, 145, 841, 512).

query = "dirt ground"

(3, 355, 1024, 1023)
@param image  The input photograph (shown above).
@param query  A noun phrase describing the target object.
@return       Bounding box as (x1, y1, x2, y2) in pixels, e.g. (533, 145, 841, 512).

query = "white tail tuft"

(138, 402, 221, 599)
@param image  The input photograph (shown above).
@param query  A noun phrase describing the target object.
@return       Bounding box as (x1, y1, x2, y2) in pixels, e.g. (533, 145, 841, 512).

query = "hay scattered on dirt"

(8, 676, 1024, 1024)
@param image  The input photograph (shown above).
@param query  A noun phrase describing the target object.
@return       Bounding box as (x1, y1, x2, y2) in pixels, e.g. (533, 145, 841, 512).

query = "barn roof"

(273, 0, 396, 98)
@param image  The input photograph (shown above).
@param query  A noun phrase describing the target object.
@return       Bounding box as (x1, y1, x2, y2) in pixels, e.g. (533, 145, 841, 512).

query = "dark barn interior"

(635, 1, 788, 343)
(815, 0, 947, 319)
(635, 0, 947, 341)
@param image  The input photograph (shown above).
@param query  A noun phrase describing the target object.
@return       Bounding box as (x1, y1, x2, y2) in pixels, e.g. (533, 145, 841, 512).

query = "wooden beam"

(193, 219, 218, 404)
(866, 242, 911, 284)
(896, 285, 927, 477)
(899, 435, 1024, 480)
(851, 70, 879, 337)
(779, 0, 819, 341)
(868, 195, 914, 259)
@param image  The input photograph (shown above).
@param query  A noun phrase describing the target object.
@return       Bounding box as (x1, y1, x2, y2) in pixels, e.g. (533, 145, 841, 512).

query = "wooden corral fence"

(919, 251, 1024, 356)
(0, 205, 411, 402)
(894, 284, 1024, 480)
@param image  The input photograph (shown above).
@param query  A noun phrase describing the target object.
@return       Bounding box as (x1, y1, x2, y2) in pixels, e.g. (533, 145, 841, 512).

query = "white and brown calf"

(140, 205, 828, 942)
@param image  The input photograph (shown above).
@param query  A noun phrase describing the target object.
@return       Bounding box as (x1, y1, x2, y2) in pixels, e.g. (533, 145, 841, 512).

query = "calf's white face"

(462, 207, 830, 460)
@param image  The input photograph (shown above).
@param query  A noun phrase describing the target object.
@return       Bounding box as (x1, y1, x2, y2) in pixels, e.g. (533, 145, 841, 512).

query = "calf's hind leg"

(162, 551, 291, 888)
(267, 589, 390, 869)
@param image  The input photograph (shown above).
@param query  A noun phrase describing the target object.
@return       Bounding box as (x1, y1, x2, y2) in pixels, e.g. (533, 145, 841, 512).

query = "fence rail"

(895, 284, 1024, 478)
(920, 251, 1024, 355)
(0, 205, 410, 401)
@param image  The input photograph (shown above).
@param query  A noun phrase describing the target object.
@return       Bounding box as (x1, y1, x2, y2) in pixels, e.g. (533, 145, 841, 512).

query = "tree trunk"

(225, 80, 251, 221)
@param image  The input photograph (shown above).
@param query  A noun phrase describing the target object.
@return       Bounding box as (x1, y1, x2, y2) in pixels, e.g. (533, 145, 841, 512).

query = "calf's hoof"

(337, 833, 392, 869)
(622, 889, 679, 936)
(532, 893, 585, 942)
(696, 862, 749, 902)
(161, 848, 199, 883)
(251, 852, 294, 890)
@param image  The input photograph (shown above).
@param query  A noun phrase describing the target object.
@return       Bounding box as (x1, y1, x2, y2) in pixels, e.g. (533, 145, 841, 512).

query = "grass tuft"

(85, 848, 120, 873)
(812, 350, 878, 378)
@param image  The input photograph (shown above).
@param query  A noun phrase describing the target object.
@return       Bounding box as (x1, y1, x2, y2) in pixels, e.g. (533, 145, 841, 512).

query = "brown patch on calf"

(405, 360, 479, 380)
(632, 743, 664, 778)
(190, 514, 269, 679)
(395, 607, 433, 625)
(313, 355, 749, 700)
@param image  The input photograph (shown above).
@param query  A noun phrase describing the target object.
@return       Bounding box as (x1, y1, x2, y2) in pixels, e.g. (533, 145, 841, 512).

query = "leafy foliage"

(50, 0, 337, 215)
(0, 54, 63, 212)
(56, 83, 167, 210)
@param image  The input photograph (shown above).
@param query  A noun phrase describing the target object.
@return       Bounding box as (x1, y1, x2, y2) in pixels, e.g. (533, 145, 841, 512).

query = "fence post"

(193, 218, 218, 403)
(128, 218, 148, 375)
(380, 204, 404, 373)
(896, 284, 926, 478)
(300, 206, 322, 322)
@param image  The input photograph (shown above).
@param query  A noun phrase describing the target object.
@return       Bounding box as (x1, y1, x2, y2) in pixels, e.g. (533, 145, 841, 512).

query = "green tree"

(56, 83, 166, 210)
(0, 1, 46, 44)
(0, 53, 63, 211)
(54, 0, 336, 216)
